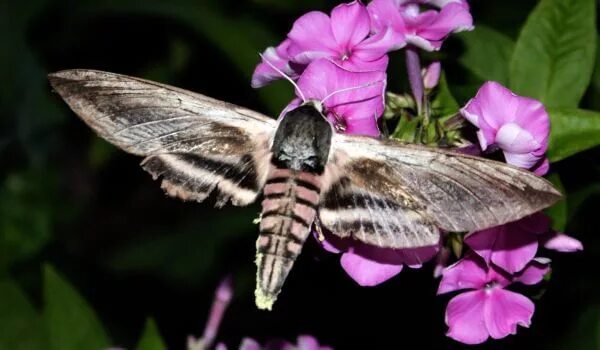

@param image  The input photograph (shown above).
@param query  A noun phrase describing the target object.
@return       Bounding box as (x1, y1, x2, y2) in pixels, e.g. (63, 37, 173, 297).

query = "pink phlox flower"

(237, 335, 332, 350)
(315, 229, 438, 286)
(252, 1, 402, 88)
(465, 213, 583, 274)
(368, 0, 473, 51)
(461, 81, 550, 175)
(437, 253, 550, 345)
(422, 61, 441, 89)
(284, 58, 386, 137)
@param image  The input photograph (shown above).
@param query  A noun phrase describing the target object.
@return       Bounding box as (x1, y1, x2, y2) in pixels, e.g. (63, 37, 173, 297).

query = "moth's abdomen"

(255, 166, 320, 310)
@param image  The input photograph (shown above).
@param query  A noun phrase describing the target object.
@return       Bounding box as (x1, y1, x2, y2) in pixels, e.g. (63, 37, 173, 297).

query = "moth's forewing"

(321, 134, 561, 248)
(48, 69, 275, 206)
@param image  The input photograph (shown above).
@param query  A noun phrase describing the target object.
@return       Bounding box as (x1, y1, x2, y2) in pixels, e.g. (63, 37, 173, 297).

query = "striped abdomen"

(254, 166, 321, 310)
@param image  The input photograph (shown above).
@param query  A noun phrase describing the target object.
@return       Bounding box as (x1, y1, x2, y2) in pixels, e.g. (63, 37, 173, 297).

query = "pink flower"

(237, 335, 332, 350)
(316, 229, 438, 286)
(465, 213, 583, 274)
(368, 0, 474, 51)
(288, 1, 403, 70)
(438, 253, 550, 345)
(422, 61, 441, 89)
(461, 81, 550, 175)
(286, 59, 386, 137)
(252, 1, 402, 87)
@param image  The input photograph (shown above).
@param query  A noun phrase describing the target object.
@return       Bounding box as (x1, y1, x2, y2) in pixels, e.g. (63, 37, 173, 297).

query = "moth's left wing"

(49, 69, 276, 206)
(319, 134, 562, 249)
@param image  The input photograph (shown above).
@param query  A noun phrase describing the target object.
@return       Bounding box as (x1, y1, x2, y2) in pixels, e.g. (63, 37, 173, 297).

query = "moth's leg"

(313, 214, 325, 242)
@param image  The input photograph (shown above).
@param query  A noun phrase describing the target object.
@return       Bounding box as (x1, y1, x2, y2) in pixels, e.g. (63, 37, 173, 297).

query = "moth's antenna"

(258, 53, 306, 102)
(320, 80, 383, 105)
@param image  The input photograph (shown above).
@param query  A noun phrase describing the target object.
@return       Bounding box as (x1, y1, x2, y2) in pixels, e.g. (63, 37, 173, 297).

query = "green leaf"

(457, 25, 515, 84)
(391, 115, 419, 142)
(510, 0, 597, 108)
(547, 108, 600, 162)
(135, 318, 167, 350)
(43, 265, 110, 350)
(545, 174, 567, 231)
(589, 36, 600, 110)
(0, 171, 58, 269)
(430, 72, 459, 118)
(0, 280, 45, 350)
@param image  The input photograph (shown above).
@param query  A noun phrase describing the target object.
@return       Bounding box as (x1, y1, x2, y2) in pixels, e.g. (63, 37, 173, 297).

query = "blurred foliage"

(0, 0, 598, 349)
(136, 319, 167, 350)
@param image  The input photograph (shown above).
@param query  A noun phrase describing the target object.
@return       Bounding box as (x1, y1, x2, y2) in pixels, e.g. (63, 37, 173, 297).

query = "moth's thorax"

(271, 104, 332, 174)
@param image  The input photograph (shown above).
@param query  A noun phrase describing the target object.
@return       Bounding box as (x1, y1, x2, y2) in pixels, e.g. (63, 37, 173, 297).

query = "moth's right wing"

(319, 134, 562, 249)
(49, 69, 276, 206)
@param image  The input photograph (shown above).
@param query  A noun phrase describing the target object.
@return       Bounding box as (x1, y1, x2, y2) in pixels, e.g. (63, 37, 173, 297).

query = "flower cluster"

(252, 0, 582, 345)
(252, 0, 472, 135)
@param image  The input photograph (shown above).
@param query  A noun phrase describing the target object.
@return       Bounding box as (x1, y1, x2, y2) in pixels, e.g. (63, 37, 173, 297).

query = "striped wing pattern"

(49, 69, 275, 206)
(319, 176, 440, 249)
(319, 134, 562, 249)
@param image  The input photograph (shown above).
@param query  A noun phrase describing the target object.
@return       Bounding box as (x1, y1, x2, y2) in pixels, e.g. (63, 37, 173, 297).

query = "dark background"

(0, 0, 598, 349)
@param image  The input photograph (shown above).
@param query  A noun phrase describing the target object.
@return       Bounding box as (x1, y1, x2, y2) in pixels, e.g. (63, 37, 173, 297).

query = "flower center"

(484, 281, 499, 293)
(340, 51, 351, 61)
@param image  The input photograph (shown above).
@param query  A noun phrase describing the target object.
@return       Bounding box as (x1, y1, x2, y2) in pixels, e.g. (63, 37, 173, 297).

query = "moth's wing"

(319, 175, 441, 249)
(49, 69, 276, 205)
(319, 134, 562, 249)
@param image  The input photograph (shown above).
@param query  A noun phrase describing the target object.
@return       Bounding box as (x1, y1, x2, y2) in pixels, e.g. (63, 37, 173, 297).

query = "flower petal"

(445, 290, 489, 345)
(296, 59, 386, 136)
(514, 258, 550, 285)
(251, 40, 297, 88)
(367, 0, 406, 34)
(464, 228, 497, 264)
(239, 338, 262, 350)
(353, 27, 405, 62)
(295, 335, 319, 350)
(542, 232, 584, 252)
(295, 59, 339, 101)
(340, 251, 403, 286)
(466, 224, 539, 275)
(503, 151, 544, 170)
(287, 11, 338, 64)
(532, 157, 550, 176)
(484, 289, 534, 340)
(417, 2, 474, 41)
(513, 96, 550, 152)
(495, 123, 540, 154)
(490, 227, 539, 275)
(342, 115, 381, 137)
(330, 1, 371, 49)
(438, 254, 487, 294)
(423, 61, 441, 89)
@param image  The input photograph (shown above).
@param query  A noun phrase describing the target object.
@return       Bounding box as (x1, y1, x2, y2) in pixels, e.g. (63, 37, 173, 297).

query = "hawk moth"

(48, 69, 561, 310)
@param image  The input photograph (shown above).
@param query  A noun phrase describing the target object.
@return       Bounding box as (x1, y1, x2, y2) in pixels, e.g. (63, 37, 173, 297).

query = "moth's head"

(271, 104, 333, 174)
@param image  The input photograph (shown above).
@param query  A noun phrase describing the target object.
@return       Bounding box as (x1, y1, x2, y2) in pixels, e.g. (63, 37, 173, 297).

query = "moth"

(48, 69, 561, 310)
